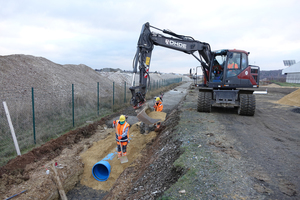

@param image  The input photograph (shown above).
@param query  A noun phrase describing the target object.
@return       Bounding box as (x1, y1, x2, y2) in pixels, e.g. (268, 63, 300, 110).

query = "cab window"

(227, 52, 241, 77)
(241, 53, 247, 70)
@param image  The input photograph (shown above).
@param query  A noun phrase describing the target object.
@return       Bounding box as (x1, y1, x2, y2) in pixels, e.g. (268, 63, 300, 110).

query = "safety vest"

(154, 101, 163, 112)
(115, 120, 130, 141)
(228, 62, 238, 69)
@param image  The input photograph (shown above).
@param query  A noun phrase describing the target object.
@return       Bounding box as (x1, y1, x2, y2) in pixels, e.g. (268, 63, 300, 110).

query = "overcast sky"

(1, 0, 299, 74)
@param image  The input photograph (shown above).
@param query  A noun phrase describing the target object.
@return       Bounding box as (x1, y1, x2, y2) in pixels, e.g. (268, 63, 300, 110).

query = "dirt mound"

(277, 88, 300, 107)
(0, 54, 190, 97)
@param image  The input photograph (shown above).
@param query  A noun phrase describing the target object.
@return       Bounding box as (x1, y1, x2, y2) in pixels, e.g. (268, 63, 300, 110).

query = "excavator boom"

(129, 22, 212, 108)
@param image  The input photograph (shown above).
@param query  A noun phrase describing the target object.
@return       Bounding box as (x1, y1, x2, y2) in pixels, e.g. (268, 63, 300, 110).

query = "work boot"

(123, 152, 127, 156)
(118, 152, 122, 158)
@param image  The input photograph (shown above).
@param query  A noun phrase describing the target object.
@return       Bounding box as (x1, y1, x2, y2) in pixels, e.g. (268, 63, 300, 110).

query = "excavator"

(129, 22, 260, 122)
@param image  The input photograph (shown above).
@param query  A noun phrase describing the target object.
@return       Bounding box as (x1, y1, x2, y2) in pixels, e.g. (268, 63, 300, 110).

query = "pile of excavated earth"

(277, 88, 300, 107)
(0, 54, 190, 97)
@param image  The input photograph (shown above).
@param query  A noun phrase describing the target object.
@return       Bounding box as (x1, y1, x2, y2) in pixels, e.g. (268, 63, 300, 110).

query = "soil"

(277, 88, 300, 107)
(80, 111, 166, 191)
(0, 83, 299, 200)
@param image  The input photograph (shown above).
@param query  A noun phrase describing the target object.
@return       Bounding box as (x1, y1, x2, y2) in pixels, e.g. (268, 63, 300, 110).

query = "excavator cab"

(208, 49, 259, 89)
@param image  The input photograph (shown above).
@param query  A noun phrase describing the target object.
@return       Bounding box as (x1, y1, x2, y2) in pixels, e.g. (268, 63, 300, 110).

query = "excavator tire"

(238, 94, 256, 116)
(248, 94, 256, 115)
(197, 91, 212, 113)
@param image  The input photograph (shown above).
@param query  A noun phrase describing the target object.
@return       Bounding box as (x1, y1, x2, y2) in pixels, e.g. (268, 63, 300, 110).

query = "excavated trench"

(66, 93, 188, 199)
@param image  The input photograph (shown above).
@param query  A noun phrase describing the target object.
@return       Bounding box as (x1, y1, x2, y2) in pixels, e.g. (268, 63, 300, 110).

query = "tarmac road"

(160, 82, 189, 113)
(108, 81, 191, 126)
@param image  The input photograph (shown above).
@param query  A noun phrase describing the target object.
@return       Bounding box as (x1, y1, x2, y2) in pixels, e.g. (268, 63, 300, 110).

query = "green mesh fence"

(0, 77, 182, 166)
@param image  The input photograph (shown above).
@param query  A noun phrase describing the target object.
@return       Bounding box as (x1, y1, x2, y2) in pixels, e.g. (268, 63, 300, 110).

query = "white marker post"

(3, 101, 21, 156)
(253, 89, 268, 95)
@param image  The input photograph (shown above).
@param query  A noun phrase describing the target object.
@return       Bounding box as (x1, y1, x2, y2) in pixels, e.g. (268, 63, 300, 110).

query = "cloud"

(0, 0, 299, 74)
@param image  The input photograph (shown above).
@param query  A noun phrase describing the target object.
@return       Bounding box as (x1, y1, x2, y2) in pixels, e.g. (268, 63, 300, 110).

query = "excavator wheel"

(197, 91, 212, 113)
(238, 94, 256, 116)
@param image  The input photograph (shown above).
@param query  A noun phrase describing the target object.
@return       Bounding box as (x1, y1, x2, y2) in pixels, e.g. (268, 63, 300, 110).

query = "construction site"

(0, 75, 300, 199)
(1, 0, 300, 198)
(0, 31, 300, 198)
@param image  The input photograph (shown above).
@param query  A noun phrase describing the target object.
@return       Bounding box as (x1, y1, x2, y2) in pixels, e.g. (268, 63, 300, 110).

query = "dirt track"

(1, 83, 299, 199)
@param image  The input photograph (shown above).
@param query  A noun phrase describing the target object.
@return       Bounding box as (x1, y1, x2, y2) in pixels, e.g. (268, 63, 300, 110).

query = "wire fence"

(0, 77, 182, 167)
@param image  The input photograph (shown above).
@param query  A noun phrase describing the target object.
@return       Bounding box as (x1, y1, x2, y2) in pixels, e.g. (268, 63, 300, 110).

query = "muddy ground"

(1, 83, 299, 200)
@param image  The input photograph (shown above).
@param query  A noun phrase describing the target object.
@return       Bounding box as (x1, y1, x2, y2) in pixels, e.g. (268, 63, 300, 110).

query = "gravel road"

(162, 86, 299, 199)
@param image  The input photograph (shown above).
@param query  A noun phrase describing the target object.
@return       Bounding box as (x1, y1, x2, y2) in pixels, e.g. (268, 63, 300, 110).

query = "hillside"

(260, 69, 286, 81)
(0, 54, 190, 97)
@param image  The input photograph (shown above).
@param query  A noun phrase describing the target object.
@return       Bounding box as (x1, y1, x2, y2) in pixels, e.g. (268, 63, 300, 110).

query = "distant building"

(282, 62, 300, 83)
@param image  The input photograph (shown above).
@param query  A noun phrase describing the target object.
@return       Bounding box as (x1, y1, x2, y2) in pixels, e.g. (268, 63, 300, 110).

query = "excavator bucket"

(137, 103, 160, 125)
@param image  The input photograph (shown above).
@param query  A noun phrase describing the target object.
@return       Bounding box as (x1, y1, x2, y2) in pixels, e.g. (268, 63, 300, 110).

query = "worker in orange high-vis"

(153, 97, 163, 129)
(227, 59, 238, 69)
(153, 97, 163, 112)
(227, 58, 239, 77)
(113, 115, 130, 158)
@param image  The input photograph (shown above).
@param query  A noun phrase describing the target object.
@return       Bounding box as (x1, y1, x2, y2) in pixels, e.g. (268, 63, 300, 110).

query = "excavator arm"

(130, 22, 212, 108)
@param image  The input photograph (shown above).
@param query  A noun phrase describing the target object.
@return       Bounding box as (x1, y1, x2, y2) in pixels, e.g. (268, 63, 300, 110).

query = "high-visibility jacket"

(227, 62, 238, 69)
(115, 120, 130, 142)
(154, 101, 163, 112)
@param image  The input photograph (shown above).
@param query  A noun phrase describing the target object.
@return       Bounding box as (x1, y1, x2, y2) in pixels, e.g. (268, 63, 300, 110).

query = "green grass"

(270, 81, 300, 87)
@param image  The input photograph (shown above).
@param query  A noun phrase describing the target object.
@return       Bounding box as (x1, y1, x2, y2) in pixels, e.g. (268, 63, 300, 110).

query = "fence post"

(124, 82, 126, 103)
(97, 82, 99, 116)
(3, 101, 21, 155)
(113, 82, 115, 111)
(31, 87, 36, 144)
(72, 84, 74, 127)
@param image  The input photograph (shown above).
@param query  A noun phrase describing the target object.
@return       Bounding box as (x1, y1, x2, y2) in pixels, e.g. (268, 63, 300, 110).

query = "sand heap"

(277, 88, 300, 107)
